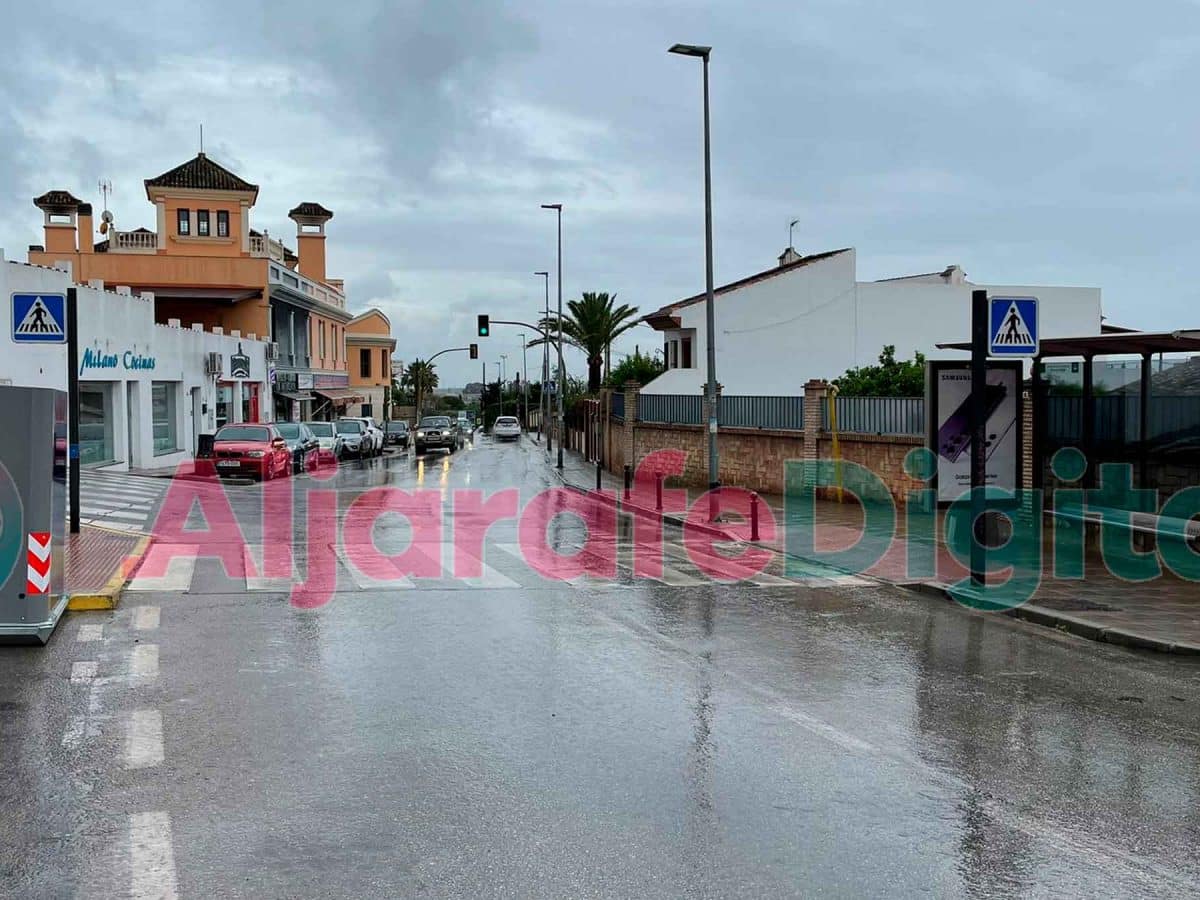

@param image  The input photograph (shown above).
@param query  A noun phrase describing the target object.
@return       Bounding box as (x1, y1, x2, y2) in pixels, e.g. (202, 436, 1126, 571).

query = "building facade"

(345, 309, 397, 420)
(2, 253, 271, 470)
(26, 153, 357, 420)
(642, 247, 1104, 395)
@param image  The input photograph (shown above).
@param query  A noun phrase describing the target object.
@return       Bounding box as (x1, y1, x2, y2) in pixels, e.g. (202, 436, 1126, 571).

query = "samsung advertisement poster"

(927, 361, 1022, 502)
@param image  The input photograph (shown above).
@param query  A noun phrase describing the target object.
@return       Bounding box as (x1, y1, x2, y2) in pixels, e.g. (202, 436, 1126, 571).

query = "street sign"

(12, 293, 67, 343)
(989, 296, 1038, 357)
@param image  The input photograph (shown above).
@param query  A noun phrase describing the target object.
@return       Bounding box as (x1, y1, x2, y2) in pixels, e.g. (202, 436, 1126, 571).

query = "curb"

(68, 534, 153, 611)
(909, 580, 1200, 657)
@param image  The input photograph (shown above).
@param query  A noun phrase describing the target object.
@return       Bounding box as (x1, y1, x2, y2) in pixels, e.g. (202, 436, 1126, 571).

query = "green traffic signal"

(477, 314, 490, 337)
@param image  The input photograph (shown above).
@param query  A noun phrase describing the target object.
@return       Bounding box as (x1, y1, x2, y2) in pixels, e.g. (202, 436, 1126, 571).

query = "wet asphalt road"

(3, 432, 1200, 898)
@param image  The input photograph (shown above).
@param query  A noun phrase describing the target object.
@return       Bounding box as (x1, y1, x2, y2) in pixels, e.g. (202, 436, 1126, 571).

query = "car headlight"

(442, 430, 451, 436)
(416, 431, 425, 438)
(247, 450, 265, 458)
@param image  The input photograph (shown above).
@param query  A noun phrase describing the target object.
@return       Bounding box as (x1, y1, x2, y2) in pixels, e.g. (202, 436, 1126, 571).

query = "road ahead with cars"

(3, 427, 1200, 898)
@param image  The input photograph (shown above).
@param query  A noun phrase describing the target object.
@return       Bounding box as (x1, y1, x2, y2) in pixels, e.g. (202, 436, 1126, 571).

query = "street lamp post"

(540, 204, 565, 469)
(518, 333, 529, 430)
(500, 354, 508, 416)
(534, 271, 550, 446)
(493, 361, 502, 417)
(669, 42, 719, 516)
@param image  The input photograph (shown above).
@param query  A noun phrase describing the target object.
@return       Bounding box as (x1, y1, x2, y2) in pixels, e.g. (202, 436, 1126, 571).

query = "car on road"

(212, 423, 291, 481)
(414, 416, 460, 454)
(335, 419, 369, 458)
(276, 422, 320, 473)
(339, 416, 383, 457)
(492, 416, 521, 441)
(384, 421, 409, 449)
(303, 421, 343, 465)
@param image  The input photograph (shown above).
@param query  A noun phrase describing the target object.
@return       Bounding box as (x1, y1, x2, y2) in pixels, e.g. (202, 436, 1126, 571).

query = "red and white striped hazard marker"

(27, 532, 51, 594)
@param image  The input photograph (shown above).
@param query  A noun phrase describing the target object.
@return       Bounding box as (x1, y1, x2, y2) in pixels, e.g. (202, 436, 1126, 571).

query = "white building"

(642, 247, 1103, 395)
(2, 252, 272, 470)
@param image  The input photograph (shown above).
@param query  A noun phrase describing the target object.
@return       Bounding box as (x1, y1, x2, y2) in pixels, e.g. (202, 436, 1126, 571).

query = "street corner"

(67, 528, 153, 611)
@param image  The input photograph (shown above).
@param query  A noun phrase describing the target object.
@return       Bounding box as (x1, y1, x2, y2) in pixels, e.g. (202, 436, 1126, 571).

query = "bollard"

(655, 473, 663, 511)
(623, 464, 632, 500)
(750, 493, 760, 542)
(596, 459, 602, 491)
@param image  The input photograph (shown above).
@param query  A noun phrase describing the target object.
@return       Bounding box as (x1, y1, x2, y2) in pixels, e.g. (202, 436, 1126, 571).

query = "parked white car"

(492, 416, 521, 441)
(339, 416, 383, 457)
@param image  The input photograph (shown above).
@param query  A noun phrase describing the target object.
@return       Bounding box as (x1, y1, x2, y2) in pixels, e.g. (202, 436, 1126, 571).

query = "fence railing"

(719, 395, 805, 430)
(823, 396, 926, 435)
(1045, 394, 1200, 444)
(638, 393, 703, 425)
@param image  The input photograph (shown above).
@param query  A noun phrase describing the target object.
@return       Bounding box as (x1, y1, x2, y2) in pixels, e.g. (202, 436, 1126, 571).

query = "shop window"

(177, 208, 190, 236)
(79, 384, 114, 465)
(216, 384, 232, 428)
(360, 348, 371, 378)
(152, 382, 179, 455)
(217, 210, 229, 237)
(197, 210, 210, 237)
(681, 335, 693, 369)
(362, 403, 373, 417)
(242, 383, 260, 423)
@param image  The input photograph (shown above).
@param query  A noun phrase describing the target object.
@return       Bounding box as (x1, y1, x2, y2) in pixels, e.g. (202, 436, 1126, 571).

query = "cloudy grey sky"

(3, 0, 1200, 386)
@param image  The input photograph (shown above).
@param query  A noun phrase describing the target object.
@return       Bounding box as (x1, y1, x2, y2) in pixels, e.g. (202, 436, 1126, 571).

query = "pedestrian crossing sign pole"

(988, 296, 1038, 357)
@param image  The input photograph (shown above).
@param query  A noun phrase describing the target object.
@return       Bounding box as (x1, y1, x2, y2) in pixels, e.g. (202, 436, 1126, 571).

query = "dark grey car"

(276, 422, 319, 473)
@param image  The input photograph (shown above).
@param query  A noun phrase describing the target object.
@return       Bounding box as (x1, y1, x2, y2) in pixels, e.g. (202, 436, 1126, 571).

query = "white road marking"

(77, 507, 152, 522)
(334, 543, 415, 590)
(243, 544, 294, 592)
(133, 606, 160, 631)
(126, 546, 198, 592)
(77, 623, 104, 642)
(70, 661, 99, 684)
(130, 644, 159, 680)
(125, 709, 164, 769)
(129, 811, 179, 900)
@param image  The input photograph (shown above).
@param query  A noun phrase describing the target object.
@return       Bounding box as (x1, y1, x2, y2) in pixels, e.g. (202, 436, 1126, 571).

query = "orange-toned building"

(345, 309, 397, 421)
(28, 153, 357, 421)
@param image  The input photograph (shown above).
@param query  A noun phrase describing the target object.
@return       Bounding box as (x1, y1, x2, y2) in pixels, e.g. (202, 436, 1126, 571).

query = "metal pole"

(520, 334, 529, 431)
(701, 52, 718, 500)
(67, 287, 80, 534)
(555, 209, 565, 470)
(969, 289, 987, 589)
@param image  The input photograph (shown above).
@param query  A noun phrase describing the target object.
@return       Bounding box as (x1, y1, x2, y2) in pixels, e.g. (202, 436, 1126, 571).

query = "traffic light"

(477, 314, 489, 337)
(469, 343, 479, 359)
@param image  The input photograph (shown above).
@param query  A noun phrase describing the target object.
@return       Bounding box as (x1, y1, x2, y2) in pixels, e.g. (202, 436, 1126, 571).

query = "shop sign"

(230, 343, 251, 379)
(79, 346, 156, 375)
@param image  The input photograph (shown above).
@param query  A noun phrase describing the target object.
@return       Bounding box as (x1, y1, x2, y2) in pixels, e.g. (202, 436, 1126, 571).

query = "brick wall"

(632, 423, 807, 494)
(817, 432, 924, 502)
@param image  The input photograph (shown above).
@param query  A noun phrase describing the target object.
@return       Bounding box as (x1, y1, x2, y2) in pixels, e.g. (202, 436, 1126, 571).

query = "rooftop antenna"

(788, 218, 799, 251)
(98, 179, 113, 234)
(199, 123, 204, 154)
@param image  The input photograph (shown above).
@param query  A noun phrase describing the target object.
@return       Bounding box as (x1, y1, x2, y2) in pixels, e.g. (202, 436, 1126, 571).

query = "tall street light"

(518, 333, 529, 430)
(669, 42, 719, 511)
(541, 204, 565, 469)
(534, 271, 550, 445)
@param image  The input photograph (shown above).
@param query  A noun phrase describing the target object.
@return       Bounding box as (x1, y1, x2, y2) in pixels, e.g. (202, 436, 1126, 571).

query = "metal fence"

(822, 396, 926, 435)
(1045, 395, 1200, 444)
(638, 393, 704, 425)
(611, 391, 625, 422)
(719, 395, 805, 430)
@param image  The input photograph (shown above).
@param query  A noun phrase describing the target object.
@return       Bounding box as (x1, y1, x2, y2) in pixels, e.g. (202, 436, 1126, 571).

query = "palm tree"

(531, 292, 641, 393)
(405, 359, 438, 415)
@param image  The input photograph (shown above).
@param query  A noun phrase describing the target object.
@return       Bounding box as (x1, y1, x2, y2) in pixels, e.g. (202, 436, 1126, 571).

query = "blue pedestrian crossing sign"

(11, 293, 67, 343)
(989, 296, 1038, 356)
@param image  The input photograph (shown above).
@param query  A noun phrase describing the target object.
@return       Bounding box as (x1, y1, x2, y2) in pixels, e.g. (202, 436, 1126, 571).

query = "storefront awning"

(313, 387, 364, 403)
(276, 391, 315, 402)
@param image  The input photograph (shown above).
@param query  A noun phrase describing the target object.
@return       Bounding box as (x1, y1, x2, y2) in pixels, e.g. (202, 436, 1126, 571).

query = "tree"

(530, 291, 641, 394)
(833, 345, 925, 397)
(605, 348, 664, 388)
(405, 359, 438, 414)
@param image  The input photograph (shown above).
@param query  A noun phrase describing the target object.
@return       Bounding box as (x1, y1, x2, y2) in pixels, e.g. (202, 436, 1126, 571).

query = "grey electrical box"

(0, 387, 67, 644)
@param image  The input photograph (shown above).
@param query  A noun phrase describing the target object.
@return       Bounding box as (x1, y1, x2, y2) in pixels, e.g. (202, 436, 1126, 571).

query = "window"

(361, 403, 373, 417)
(197, 210, 210, 237)
(242, 383, 260, 423)
(360, 348, 372, 378)
(320, 322, 326, 360)
(216, 384, 231, 428)
(79, 384, 114, 465)
(333, 326, 338, 362)
(381, 349, 388, 379)
(670, 341, 679, 369)
(177, 208, 190, 236)
(216, 210, 229, 237)
(152, 382, 179, 455)
(681, 336, 693, 369)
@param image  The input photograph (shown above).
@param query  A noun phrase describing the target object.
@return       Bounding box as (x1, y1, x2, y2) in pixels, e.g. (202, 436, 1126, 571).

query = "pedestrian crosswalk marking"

(125, 546, 198, 592)
(334, 544, 415, 590)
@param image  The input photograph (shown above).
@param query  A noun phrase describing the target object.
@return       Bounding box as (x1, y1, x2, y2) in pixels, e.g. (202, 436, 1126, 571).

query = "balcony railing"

(249, 234, 287, 261)
(267, 261, 345, 310)
(108, 229, 158, 253)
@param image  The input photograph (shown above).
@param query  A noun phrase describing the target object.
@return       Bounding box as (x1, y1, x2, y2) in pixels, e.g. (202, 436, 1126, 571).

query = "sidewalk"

(551, 443, 1200, 656)
(65, 525, 151, 610)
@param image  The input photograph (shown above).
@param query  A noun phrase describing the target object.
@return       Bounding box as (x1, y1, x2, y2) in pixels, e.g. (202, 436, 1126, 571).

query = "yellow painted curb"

(68, 534, 153, 612)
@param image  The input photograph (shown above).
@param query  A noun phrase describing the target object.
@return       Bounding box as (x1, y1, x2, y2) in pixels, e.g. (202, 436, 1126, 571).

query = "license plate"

(217, 460, 240, 468)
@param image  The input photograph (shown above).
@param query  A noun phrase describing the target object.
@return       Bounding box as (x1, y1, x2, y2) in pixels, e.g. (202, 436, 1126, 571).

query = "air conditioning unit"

(266, 342, 280, 362)
(205, 352, 223, 376)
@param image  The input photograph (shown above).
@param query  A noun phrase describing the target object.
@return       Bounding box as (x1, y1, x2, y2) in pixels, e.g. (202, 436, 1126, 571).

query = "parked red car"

(212, 423, 291, 481)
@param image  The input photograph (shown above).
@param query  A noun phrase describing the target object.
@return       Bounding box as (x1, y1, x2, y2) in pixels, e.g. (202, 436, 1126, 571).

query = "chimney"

(77, 203, 94, 255)
(288, 202, 334, 284)
(778, 247, 802, 267)
(33, 190, 83, 255)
